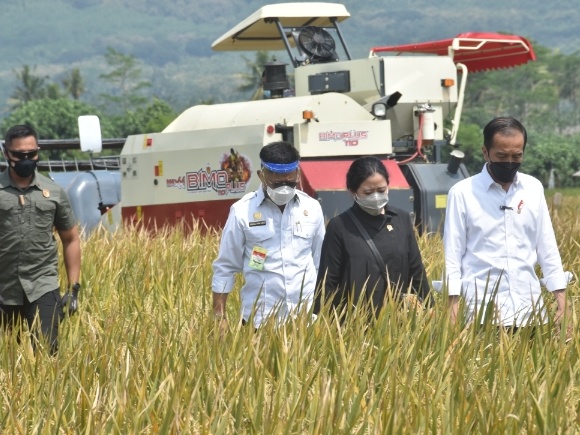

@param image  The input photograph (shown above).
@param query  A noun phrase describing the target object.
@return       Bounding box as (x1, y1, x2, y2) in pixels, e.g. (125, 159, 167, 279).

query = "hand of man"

(212, 292, 229, 338)
(448, 295, 460, 325)
(554, 290, 572, 342)
(62, 284, 80, 316)
(214, 315, 229, 339)
(556, 310, 573, 343)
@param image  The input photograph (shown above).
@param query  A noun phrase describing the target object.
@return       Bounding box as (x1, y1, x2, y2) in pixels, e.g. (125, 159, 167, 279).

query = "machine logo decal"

(166, 176, 186, 190)
(318, 130, 369, 147)
(166, 148, 252, 196)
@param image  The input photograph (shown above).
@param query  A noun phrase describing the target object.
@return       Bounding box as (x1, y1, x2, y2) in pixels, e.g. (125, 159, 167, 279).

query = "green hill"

(1, 0, 579, 117)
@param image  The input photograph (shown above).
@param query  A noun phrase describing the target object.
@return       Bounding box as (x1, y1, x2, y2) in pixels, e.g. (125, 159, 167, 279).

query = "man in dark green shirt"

(0, 124, 81, 354)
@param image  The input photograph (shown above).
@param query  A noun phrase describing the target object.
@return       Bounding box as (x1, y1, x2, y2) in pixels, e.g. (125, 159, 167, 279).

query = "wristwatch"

(71, 282, 81, 293)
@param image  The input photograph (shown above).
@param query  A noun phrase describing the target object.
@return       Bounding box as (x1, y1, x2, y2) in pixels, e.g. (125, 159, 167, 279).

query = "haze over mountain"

(1, 0, 578, 117)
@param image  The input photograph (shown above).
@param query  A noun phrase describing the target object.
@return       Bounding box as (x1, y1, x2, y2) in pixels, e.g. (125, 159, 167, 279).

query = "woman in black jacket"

(314, 156, 430, 316)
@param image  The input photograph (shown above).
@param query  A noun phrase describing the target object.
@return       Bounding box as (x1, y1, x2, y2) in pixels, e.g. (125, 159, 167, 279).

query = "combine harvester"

(1, 2, 536, 235)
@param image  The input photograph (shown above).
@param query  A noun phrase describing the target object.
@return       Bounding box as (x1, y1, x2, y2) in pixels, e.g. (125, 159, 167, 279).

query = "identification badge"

(248, 246, 268, 270)
(249, 220, 266, 227)
(42, 189, 50, 198)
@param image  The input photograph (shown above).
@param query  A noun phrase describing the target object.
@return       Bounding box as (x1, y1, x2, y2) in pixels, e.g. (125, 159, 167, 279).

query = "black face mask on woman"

(488, 161, 520, 183)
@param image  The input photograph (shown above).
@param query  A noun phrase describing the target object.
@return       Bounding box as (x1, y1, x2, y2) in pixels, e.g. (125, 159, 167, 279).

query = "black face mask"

(488, 161, 520, 183)
(9, 158, 38, 178)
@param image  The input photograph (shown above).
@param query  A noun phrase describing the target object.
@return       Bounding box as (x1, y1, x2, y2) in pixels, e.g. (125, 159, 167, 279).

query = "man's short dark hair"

(483, 117, 527, 152)
(346, 156, 389, 192)
(259, 141, 300, 164)
(4, 124, 38, 149)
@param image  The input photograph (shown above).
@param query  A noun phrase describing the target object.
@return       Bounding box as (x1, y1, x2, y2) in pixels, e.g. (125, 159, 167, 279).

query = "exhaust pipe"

(447, 149, 465, 175)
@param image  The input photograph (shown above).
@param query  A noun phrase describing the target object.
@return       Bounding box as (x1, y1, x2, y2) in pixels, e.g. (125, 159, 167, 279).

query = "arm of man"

(443, 187, 467, 323)
(311, 203, 326, 273)
(535, 193, 571, 326)
(57, 225, 81, 286)
(211, 206, 246, 330)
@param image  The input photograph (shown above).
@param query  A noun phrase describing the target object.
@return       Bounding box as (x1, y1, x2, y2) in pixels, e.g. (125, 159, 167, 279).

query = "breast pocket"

(0, 200, 16, 230)
(244, 226, 276, 245)
(34, 200, 56, 230)
(292, 223, 316, 257)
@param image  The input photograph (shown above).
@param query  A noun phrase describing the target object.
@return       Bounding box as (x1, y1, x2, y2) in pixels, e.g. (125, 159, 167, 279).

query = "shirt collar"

(0, 168, 41, 190)
(479, 163, 521, 191)
(352, 202, 397, 231)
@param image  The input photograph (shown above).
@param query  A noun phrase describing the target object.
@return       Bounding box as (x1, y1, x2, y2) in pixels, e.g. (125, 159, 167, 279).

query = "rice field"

(1, 194, 579, 434)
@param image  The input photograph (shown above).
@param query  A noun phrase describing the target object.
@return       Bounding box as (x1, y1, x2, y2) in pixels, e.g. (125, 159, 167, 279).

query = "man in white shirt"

(444, 117, 570, 328)
(212, 141, 325, 330)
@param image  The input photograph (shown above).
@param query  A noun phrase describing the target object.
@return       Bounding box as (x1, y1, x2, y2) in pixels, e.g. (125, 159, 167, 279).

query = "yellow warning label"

(435, 194, 447, 209)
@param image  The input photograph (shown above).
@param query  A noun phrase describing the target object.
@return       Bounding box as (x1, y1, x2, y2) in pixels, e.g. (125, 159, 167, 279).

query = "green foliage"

(111, 98, 177, 136)
(0, 98, 113, 139)
(523, 134, 580, 187)
(61, 68, 86, 100)
(454, 122, 485, 174)
(0, 98, 115, 159)
(461, 45, 556, 129)
(9, 65, 50, 109)
(236, 51, 276, 101)
(99, 47, 151, 113)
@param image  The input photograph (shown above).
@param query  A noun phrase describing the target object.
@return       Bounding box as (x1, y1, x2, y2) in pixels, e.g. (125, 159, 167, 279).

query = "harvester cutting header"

(4, 2, 536, 234)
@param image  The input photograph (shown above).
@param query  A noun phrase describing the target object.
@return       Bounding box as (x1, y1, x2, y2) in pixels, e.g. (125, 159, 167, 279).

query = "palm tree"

(99, 47, 151, 112)
(10, 65, 48, 108)
(236, 51, 273, 100)
(62, 68, 86, 100)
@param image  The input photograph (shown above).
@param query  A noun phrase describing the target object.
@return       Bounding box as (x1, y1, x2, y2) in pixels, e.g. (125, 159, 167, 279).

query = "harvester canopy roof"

(370, 32, 536, 73)
(212, 2, 350, 51)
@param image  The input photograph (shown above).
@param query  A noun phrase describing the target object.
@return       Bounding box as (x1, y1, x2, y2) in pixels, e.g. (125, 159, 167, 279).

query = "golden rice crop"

(1, 194, 579, 434)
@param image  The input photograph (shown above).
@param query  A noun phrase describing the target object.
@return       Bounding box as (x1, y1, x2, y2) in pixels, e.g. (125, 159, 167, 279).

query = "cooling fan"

(297, 26, 336, 60)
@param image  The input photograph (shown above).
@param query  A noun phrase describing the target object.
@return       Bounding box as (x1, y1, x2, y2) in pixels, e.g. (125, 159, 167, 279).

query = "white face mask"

(266, 185, 296, 206)
(355, 191, 389, 215)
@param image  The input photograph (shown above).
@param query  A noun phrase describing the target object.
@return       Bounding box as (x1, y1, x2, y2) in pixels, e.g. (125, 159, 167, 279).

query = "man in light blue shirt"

(212, 141, 325, 329)
(444, 117, 570, 328)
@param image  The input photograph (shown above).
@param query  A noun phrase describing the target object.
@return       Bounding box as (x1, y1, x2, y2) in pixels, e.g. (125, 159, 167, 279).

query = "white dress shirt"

(443, 165, 569, 326)
(212, 186, 325, 327)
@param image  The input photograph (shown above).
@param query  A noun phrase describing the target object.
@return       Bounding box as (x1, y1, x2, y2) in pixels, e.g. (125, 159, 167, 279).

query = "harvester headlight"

(372, 103, 387, 118)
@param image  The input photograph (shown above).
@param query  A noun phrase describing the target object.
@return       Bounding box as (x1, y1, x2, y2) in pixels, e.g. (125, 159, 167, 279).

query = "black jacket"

(314, 202, 430, 314)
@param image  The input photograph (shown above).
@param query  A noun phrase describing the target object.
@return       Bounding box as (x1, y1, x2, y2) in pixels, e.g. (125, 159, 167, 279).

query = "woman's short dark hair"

(4, 124, 38, 149)
(483, 117, 527, 151)
(346, 156, 389, 192)
(259, 141, 300, 164)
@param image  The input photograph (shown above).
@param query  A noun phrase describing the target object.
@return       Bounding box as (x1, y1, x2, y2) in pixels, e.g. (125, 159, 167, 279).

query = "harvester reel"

(297, 26, 336, 60)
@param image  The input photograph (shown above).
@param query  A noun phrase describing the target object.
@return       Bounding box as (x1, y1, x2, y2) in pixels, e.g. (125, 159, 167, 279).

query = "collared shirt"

(443, 165, 569, 326)
(315, 203, 430, 315)
(212, 186, 325, 327)
(0, 170, 76, 304)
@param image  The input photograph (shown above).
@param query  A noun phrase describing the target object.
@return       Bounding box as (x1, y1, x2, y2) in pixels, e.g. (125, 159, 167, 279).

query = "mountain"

(1, 0, 579, 117)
